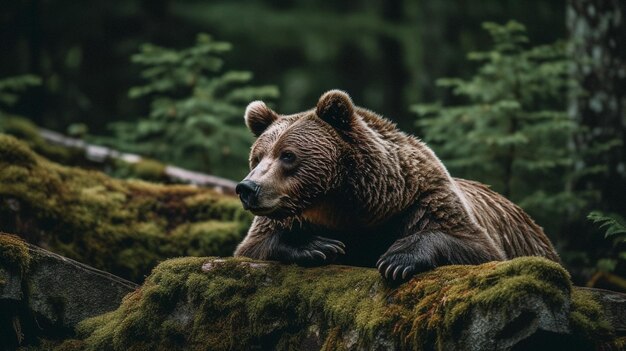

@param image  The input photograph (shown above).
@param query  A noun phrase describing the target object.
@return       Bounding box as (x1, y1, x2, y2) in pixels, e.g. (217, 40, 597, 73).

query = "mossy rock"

(0, 117, 83, 165)
(0, 234, 137, 349)
(0, 132, 37, 167)
(0, 134, 252, 282)
(0, 233, 31, 277)
(58, 256, 617, 351)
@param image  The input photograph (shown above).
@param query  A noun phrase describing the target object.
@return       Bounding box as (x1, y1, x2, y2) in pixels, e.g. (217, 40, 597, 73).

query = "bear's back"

(454, 178, 560, 262)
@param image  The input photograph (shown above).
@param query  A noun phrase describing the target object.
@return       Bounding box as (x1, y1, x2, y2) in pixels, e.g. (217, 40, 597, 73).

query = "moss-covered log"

(0, 134, 251, 282)
(0, 117, 88, 168)
(0, 117, 237, 192)
(55, 256, 620, 351)
(0, 234, 138, 349)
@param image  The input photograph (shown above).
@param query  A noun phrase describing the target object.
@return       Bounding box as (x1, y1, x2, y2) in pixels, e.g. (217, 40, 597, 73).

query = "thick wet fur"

(234, 90, 560, 282)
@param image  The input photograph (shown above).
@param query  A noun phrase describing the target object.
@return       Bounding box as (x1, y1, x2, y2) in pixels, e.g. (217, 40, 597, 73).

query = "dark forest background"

(0, 0, 624, 287)
(1, 1, 570, 131)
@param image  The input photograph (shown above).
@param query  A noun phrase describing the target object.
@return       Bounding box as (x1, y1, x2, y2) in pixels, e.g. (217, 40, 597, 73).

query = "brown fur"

(234, 90, 559, 282)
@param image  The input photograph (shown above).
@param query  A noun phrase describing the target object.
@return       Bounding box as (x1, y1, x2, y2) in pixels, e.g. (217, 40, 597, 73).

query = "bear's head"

(236, 90, 357, 220)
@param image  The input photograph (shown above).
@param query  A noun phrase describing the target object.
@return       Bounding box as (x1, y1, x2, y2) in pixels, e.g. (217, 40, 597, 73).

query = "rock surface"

(0, 234, 138, 349)
(64, 257, 621, 351)
(578, 287, 626, 335)
(1, 235, 625, 351)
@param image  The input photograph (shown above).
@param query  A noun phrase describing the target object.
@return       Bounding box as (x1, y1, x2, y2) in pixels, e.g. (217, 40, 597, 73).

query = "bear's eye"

(279, 151, 297, 164)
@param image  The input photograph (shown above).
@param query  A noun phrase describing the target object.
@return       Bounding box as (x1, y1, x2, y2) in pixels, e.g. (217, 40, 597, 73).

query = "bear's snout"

(236, 179, 260, 209)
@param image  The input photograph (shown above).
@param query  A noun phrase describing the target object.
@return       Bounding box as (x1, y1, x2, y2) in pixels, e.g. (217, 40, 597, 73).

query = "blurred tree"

(101, 34, 278, 179)
(0, 0, 567, 133)
(172, 0, 565, 130)
(170, 0, 420, 130)
(416, 0, 566, 104)
(567, 0, 626, 217)
(0, 0, 196, 131)
(0, 75, 41, 112)
(413, 21, 581, 238)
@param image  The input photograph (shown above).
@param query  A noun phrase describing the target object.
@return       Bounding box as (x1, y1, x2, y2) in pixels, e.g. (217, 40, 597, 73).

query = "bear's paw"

(290, 235, 346, 267)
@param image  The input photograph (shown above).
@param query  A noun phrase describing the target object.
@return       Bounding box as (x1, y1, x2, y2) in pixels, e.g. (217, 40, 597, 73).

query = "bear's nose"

(236, 180, 259, 209)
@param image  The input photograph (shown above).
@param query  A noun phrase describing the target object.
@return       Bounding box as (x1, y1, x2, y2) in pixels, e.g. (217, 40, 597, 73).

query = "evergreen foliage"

(104, 34, 279, 180)
(0, 75, 41, 111)
(412, 21, 584, 235)
(589, 212, 626, 239)
(588, 211, 626, 273)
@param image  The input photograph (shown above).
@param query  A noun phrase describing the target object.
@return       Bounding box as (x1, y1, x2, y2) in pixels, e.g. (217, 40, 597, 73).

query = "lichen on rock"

(0, 134, 251, 282)
(59, 256, 617, 351)
(0, 233, 31, 277)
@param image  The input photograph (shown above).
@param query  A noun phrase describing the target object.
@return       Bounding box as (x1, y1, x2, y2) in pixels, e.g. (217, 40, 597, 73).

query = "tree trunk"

(567, 0, 626, 214)
(380, 0, 410, 130)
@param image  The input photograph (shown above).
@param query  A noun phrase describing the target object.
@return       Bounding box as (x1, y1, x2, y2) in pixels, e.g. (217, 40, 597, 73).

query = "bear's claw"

(376, 233, 441, 283)
(323, 242, 346, 255)
(310, 250, 326, 260)
(291, 236, 345, 266)
(376, 251, 435, 283)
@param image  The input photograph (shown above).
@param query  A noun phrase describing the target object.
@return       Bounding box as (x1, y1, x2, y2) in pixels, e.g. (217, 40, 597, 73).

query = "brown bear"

(234, 90, 559, 282)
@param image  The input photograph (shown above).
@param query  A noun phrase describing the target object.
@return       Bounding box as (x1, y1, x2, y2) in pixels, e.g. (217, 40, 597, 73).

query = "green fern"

(588, 211, 626, 273)
(588, 211, 626, 238)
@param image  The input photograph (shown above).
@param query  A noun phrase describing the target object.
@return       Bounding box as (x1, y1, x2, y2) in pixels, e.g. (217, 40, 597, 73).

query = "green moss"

(569, 289, 613, 341)
(0, 117, 206, 185)
(389, 257, 571, 349)
(51, 339, 85, 351)
(320, 327, 348, 351)
(0, 117, 78, 164)
(0, 135, 251, 282)
(170, 221, 245, 257)
(107, 158, 169, 182)
(604, 336, 626, 350)
(71, 256, 583, 351)
(184, 192, 251, 223)
(0, 117, 40, 142)
(73, 257, 384, 351)
(16, 340, 70, 351)
(130, 159, 166, 181)
(0, 233, 31, 277)
(0, 134, 37, 167)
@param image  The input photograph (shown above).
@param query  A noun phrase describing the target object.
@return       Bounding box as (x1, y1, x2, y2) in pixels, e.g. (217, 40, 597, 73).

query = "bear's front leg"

(376, 231, 503, 283)
(234, 216, 345, 266)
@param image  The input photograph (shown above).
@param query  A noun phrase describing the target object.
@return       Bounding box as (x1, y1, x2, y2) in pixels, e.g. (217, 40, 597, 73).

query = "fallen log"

(38, 128, 238, 194)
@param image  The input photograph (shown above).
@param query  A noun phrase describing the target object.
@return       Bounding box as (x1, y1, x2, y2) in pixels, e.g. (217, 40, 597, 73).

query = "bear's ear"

(244, 101, 278, 137)
(316, 90, 355, 130)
